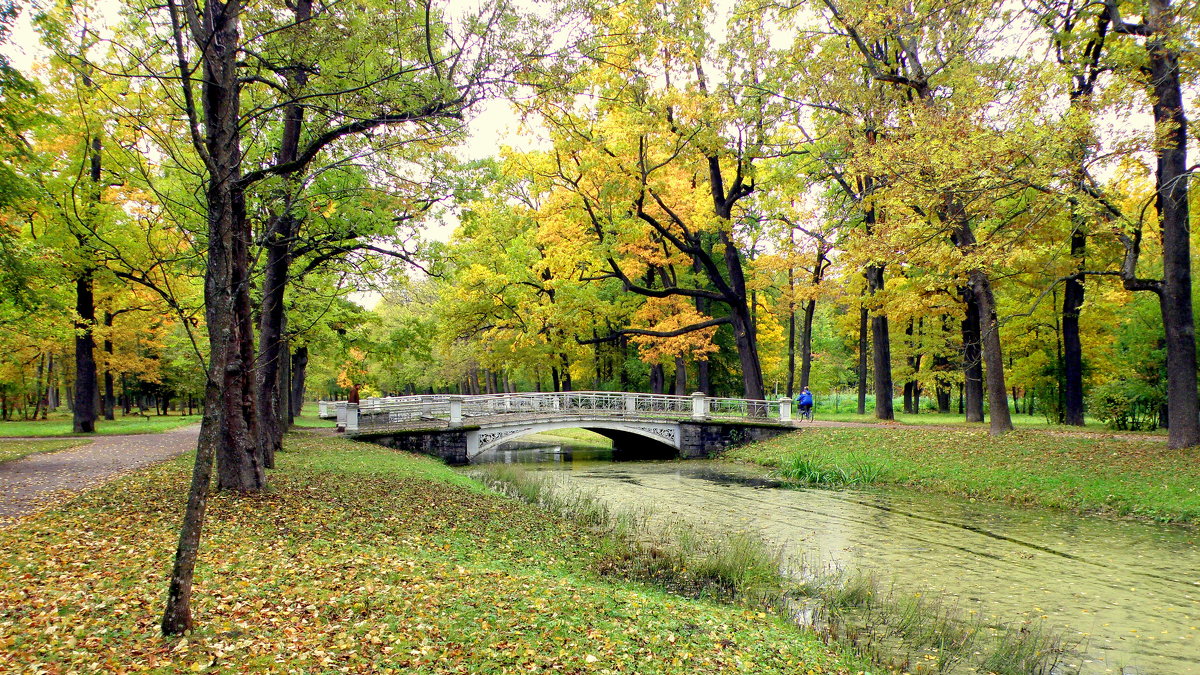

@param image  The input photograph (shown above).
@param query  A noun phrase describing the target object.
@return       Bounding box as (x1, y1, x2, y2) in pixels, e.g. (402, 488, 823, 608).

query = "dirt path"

(0, 424, 200, 526)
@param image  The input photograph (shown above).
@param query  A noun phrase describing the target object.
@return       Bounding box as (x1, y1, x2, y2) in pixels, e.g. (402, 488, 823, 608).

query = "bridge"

(318, 391, 799, 464)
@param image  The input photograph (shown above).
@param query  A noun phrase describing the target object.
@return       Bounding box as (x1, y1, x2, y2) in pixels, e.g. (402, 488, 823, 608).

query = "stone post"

(449, 396, 463, 427)
(318, 400, 328, 418)
(335, 401, 347, 432)
(624, 393, 637, 414)
(346, 402, 359, 432)
(692, 392, 708, 421)
(420, 395, 433, 417)
(779, 396, 792, 422)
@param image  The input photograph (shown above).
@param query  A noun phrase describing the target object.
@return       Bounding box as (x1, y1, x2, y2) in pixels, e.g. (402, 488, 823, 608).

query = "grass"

(520, 428, 613, 447)
(476, 464, 1070, 674)
(729, 426, 1200, 523)
(811, 407, 1169, 436)
(0, 411, 201, 437)
(0, 432, 864, 674)
(0, 438, 88, 464)
(289, 402, 337, 429)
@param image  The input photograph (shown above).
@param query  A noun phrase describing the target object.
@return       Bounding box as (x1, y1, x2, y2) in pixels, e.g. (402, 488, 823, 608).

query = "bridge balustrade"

(321, 391, 792, 435)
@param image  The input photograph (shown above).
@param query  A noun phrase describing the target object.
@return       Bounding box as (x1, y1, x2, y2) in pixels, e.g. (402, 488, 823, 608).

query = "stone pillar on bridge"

(779, 396, 792, 422)
(692, 392, 708, 420)
(449, 396, 463, 427)
(624, 394, 637, 414)
(346, 403, 359, 432)
(335, 401, 348, 432)
(420, 395, 432, 418)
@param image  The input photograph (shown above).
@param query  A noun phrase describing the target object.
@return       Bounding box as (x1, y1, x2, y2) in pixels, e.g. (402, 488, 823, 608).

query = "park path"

(0, 424, 200, 526)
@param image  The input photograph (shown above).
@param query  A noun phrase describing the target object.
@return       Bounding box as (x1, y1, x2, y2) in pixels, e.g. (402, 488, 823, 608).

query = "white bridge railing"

(318, 391, 794, 434)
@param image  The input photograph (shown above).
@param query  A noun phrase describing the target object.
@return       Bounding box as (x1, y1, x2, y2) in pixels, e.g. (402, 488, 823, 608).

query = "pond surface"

(472, 439, 1200, 674)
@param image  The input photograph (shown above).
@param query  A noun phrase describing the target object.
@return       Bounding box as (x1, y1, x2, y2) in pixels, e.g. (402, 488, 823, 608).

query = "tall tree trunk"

(697, 359, 711, 396)
(857, 305, 868, 414)
(255, 0, 310, 469)
(786, 266, 796, 398)
(968, 268, 1014, 434)
(1061, 230, 1086, 426)
(163, 0, 259, 635)
(961, 289, 985, 423)
(73, 268, 97, 433)
(290, 346, 308, 417)
(1147, 0, 1199, 449)
(865, 266, 893, 420)
(102, 311, 115, 421)
(799, 299, 816, 390)
(674, 355, 687, 395)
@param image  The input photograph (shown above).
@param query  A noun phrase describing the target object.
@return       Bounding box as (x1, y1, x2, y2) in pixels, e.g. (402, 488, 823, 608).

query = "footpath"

(0, 424, 200, 525)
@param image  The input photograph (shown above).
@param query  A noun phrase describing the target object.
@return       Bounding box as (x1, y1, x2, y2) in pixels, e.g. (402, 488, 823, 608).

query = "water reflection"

(472, 436, 1200, 674)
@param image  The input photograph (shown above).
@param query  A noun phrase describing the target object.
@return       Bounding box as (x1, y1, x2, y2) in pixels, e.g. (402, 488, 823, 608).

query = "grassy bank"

(521, 428, 613, 447)
(728, 427, 1200, 523)
(809, 409, 1137, 433)
(0, 412, 200, 437)
(0, 438, 87, 464)
(0, 433, 862, 673)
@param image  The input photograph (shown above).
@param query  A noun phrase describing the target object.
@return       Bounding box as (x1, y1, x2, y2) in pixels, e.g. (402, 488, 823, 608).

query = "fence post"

(779, 396, 792, 422)
(692, 392, 707, 421)
(346, 403, 359, 432)
(335, 401, 348, 432)
(449, 396, 463, 427)
(624, 393, 637, 414)
(318, 400, 328, 418)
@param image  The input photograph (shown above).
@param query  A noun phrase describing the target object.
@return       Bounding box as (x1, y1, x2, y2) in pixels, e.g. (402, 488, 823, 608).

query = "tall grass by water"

(476, 464, 1071, 673)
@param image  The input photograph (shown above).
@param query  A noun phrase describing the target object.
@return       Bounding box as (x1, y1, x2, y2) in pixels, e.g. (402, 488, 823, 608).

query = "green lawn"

(289, 402, 336, 428)
(0, 412, 201, 438)
(0, 438, 87, 464)
(809, 407, 1166, 434)
(0, 432, 863, 673)
(729, 426, 1200, 523)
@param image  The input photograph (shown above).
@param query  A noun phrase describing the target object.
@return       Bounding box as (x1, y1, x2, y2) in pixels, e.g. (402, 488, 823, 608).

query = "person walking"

(796, 386, 814, 421)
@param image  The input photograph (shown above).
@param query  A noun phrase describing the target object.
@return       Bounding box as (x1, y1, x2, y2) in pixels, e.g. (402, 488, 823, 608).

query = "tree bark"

(73, 268, 97, 433)
(1147, 0, 1199, 449)
(857, 305, 868, 414)
(968, 268, 1014, 434)
(673, 355, 687, 395)
(799, 299, 816, 390)
(1061, 230, 1086, 426)
(290, 346, 307, 417)
(961, 289, 985, 423)
(865, 266, 893, 420)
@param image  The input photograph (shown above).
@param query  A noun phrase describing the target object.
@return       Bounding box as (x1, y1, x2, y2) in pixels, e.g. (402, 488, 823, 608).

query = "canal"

(472, 434, 1200, 674)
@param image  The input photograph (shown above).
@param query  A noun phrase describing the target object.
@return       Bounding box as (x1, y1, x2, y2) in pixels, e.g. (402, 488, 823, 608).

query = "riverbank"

(0, 433, 863, 673)
(728, 427, 1200, 523)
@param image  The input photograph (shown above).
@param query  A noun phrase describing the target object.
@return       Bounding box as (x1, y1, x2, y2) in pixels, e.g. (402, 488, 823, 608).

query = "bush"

(1087, 379, 1164, 431)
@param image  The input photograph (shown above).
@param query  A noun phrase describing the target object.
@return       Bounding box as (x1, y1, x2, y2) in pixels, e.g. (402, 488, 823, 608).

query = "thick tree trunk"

(73, 269, 97, 433)
(255, 214, 294, 469)
(799, 299, 816, 390)
(697, 359, 711, 396)
(650, 363, 665, 394)
(865, 266, 893, 420)
(968, 268, 1014, 434)
(290, 346, 307, 417)
(786, 279, 796, 398)
(673, 355, 687, 395)
(1147, 2, 1200, 449)
(961, 289, 985, 423)
(857, 305, 868, 414)
(1061, 236, 1086, 426)
(730, 300, 766, 402)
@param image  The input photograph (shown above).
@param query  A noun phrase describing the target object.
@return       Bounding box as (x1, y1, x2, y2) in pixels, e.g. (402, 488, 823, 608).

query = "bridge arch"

(469, 419, 681, 458)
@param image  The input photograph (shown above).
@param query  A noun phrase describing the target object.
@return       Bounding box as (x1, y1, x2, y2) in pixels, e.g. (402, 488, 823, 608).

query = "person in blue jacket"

(796, 386, 814, 420)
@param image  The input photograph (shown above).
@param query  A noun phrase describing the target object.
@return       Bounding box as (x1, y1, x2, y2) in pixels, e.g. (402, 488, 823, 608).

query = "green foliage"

(1088, 379, 1165, 431)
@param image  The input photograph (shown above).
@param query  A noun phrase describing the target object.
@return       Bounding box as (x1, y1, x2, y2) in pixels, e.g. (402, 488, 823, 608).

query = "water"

(472, 438, 1200, 674)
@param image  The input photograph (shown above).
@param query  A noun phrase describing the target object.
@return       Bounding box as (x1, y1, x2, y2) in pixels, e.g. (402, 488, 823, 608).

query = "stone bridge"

(319, 392, 799, 464)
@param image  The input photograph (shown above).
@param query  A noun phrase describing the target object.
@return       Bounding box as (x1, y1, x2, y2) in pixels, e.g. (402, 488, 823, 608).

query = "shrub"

(1087, 379, 1164, 431)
